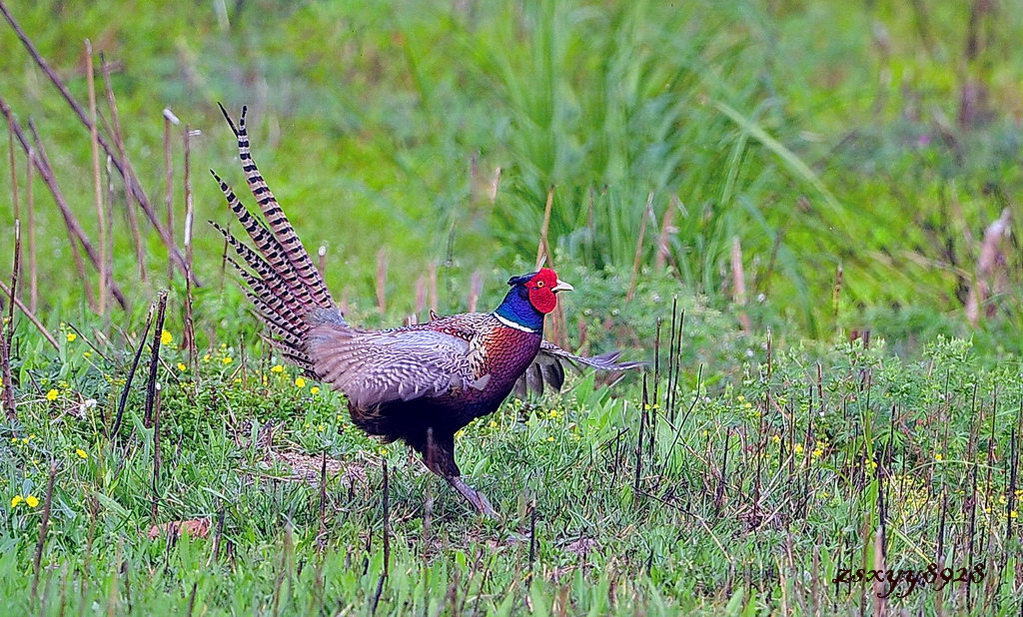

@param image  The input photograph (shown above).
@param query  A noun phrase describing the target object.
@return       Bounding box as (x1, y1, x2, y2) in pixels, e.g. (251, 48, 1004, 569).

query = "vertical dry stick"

(143, 291, 168, 428)
(7, 121, 19, 221)
(626, 192, 654, 301)
(375, 249, 388, 314)
(317, 245, 327, 277)
(2, 221, 21, 419)
(85, 40, 107, 317)
(182, 127, 197, 364)
(0, 5, 194, 282)
(488, 166, 502, 203)
(427, 261, 438, 314)
(0, 280, 57, 350)
(965, 208, 1011, 325)
(31, 462, 57, 601)
(535, 187, 555, 268)
(150, 386, 161, 523)
(731, 236, 752, 332)
(414, 275, 427, 318)
(110, 310, 152, 438)
(467, 270, 483, 313)
(654, 198, 677, 271)
(14, 114, 103, 309)
(24, 148, 36, 311)
(100, 55, 146, 282)
(162, 109, 179, 281)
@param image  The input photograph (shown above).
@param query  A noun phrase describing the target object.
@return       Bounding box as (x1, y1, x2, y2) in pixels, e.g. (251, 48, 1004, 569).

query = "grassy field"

(1, 0, 1022, 614)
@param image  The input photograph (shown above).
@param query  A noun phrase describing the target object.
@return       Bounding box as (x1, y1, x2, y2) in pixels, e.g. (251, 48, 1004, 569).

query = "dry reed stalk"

(654, 197, 677, 270)
(0, 4, 195, 282)
(30, 462, 57, 601)
(626, 192, 654, 301)
(964, 208, 1011, 325)
(162, 109, 179, 281)
(85, 40, 108, 316)
(143, 291, 168, 428)
(488, 166, 502, 202)
(0, 101, 124, 308)
(181, 126, 197, 363)
(468, 270, 483, 313)
(100, 55, 146, 282)
(25, 148, 37, 311)
(414, 274, 427, 318)
(1, 220, 21, 420)
(7, 116, 18, 220)
(0, 278, 58, 350)
(535, 187, 568, 347)
(376, 249, 388, 314)
(110, 308, 153, 438)
(731, 236, 752, 332)
(535, 187, 555, 268)
(23, 117, 97, 309)
(427, 261, 438, 314)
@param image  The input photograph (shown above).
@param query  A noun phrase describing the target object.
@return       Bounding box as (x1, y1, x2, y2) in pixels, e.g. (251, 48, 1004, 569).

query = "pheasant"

(210, 105, 640, 515)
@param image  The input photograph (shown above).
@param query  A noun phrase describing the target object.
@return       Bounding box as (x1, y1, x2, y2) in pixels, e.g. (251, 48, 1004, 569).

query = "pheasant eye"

(536, 281, 544, 287)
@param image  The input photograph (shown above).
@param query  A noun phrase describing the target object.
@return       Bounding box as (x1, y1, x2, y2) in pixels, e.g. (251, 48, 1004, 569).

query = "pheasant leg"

(448, 476, 498, 518)
(419, 427, 498, 518)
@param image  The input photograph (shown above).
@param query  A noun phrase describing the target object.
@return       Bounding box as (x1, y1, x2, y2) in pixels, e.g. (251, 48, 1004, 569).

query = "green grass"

(2, 306, 1022, 614)
(2, 0, 1023, 614)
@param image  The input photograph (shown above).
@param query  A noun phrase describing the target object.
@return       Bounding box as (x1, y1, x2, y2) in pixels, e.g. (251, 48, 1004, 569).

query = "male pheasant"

(210, 105, 640, 515)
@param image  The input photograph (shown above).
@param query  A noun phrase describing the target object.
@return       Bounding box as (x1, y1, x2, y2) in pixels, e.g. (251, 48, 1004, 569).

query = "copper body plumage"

(211, 105, 640, 516)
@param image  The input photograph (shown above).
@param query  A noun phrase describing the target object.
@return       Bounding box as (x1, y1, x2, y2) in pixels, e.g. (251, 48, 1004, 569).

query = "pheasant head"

(494, 267, 574, 332)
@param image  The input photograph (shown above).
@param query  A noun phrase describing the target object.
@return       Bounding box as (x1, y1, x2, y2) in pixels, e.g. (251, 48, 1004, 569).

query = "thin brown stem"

(85, 40, 108, 316)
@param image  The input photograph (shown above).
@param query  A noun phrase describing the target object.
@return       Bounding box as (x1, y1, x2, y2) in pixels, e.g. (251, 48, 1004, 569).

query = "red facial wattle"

(526, 268, 560, 314)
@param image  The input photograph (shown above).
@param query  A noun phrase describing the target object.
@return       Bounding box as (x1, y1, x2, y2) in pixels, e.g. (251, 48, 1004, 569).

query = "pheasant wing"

(514, 341, 643, 397)
(306, 322, 478, 409)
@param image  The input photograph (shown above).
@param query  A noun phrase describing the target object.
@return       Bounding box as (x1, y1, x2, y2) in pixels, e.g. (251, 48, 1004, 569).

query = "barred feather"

(209, 171, 314, 312)
(218, 103, 334, 310)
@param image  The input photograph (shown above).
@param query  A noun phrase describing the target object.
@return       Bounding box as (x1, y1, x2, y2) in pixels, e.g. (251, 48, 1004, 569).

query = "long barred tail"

(210, 104, 341, 373)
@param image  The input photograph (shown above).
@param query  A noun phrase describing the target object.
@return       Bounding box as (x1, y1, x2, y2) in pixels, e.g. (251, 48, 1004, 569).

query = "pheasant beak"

(552, 279, 575, 293)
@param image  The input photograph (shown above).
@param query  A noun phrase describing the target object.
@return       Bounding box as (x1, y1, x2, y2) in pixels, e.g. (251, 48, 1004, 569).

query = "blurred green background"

(0, 0, 1020, 350)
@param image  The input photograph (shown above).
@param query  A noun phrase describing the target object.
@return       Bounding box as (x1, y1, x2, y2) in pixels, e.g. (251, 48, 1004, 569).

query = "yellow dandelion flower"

(377, 447, 389, 456)
(271, 365, 285, 373)
(75, 448, 88, 460)
(233, 378, 242, 384)
(26, 495, 39, 508)
(66, 332, 77, 343)
(160, 330, 173, 346)
(771, 435, 781, 444)
(547, 436, 555, 442)
(488, 420, 498, 428)
(222, 356, 233, 365)
(820, 491, 829, 499)
(20, 437, 28, 444)
(794, 444, 805, 455)
(867, 459, 878, 470)
(317, 424, 325, 432)
(310, 386, 320, 395)
(736, 395, 745, 402)
(812, 448, 824, 458)
(1012, 510, 1019, 519)
(934, 453, 943, 462)
(45, 389, 58, 401)
(295, 377, 306, 388)
(202, 354, 211, 363)
(83, 351, 92, 359)
(548, 409, 559, 418)
(11, 495, 24, 508)
(177, 363, 187, 372)
(998, 495, 1008, 505)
